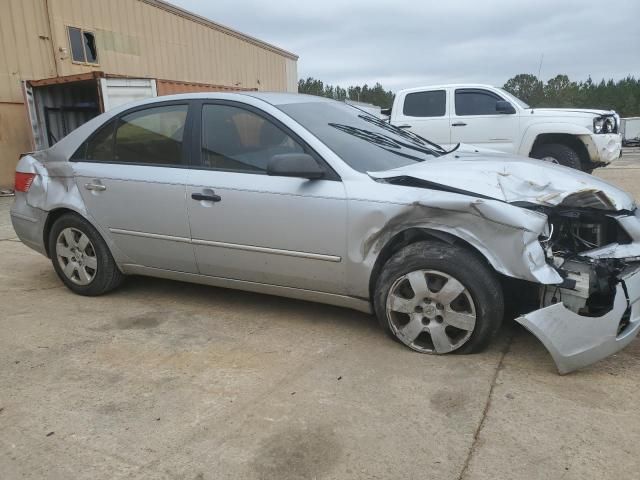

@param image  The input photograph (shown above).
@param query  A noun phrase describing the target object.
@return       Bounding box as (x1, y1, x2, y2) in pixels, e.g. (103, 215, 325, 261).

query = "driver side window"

(455, 89, 502, 116)
(201, 104, 303, 172)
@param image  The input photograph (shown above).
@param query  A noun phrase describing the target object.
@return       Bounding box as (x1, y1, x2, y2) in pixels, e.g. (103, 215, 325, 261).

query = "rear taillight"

(14, 172, 36, 192)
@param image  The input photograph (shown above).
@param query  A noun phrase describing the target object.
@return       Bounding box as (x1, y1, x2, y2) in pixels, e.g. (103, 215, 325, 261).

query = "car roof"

(396, 84, 501, 94)
(45, 91, 338, 159)
(117, 91, 335, 109)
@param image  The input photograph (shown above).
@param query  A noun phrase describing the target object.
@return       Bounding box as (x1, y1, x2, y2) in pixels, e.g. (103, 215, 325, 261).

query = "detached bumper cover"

(516, 266, 640, 374)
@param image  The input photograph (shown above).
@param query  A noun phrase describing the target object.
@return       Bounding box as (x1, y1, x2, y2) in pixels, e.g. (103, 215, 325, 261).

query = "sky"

(171, 0, 640, 92)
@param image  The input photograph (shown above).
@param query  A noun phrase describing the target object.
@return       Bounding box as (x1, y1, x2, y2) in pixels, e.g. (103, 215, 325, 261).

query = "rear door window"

(71, 104, 189, 166)
(455, 89, 502, 116)
(402, 90, 446, 117)
(71, 120, 115, 161)
(114, 104, 189, 166)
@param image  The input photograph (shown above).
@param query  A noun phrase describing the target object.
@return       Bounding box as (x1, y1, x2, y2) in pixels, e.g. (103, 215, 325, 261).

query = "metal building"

(0, 0, 298, 188)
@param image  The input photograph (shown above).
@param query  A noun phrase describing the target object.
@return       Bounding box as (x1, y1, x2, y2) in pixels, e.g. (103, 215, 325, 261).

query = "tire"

(48, 213, 124, 296)
(373, 241, 504, 355)
(531, 143, 582, 170)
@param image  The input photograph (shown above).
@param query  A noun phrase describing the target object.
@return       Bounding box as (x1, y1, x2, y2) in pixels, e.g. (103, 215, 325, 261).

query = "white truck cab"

(388, 84, 622, 171)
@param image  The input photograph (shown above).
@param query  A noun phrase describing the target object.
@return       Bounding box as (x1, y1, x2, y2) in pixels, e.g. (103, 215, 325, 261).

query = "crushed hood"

(369, 150, 635, 211)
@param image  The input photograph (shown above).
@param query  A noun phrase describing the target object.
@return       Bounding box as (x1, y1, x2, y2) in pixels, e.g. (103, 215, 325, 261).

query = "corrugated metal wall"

(0, 0, 298, 187)
(46, 0, 296, 92)
(0, 104, 32, 187)
(156, 79, 256, 96)
(0, 0, 57, 103)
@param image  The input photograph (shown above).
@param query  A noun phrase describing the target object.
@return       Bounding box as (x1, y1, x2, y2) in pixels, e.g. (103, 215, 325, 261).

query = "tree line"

(298, 74, 640, 116)
(297, 77, 395, 109)
(503, 74, 640, 117)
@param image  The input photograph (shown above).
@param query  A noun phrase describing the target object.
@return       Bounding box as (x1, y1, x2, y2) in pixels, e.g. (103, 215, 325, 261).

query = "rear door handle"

(396, 124, 412, 129)
(85, 182, 106, 191)
(192, 192, 222, 202)
(452, 122, 467, 127)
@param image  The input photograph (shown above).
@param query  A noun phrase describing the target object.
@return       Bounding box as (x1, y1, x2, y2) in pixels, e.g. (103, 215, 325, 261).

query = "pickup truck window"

(403, 90, 446, 117)
(455, 89, 502, 116)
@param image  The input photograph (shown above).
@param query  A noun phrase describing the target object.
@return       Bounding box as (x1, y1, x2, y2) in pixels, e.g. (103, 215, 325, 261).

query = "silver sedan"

(11, 92, 640, 374)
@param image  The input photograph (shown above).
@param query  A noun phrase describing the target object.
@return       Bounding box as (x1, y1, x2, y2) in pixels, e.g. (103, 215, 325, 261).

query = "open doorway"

(27, 80, 101, 149)
(23, 74, 159, 151)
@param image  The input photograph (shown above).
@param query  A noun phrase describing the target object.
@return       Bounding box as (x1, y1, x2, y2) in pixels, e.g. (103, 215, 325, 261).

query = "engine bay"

(537, 208, 633, 320)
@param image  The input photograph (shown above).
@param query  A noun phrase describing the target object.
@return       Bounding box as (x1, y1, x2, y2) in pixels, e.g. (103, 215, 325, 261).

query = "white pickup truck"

(387, 84, 621, 171)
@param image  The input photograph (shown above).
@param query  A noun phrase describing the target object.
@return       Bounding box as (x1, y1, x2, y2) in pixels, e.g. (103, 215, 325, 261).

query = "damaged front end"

(516, 205, 640, 374)
(369, 156, 640, 374)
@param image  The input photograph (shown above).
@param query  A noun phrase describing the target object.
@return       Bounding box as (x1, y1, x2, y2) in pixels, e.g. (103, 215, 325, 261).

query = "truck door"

(449, 88, 519, 153)
(99, 78, 157, 111)
(391, 89, 451, 148)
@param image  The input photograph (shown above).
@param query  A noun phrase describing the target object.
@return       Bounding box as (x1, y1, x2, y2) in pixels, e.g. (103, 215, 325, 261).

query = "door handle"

(192, 192, 222, 202)
(452, 122, 467, 127)
(85, 183, 106, 191)
(396, 124, 412, 129)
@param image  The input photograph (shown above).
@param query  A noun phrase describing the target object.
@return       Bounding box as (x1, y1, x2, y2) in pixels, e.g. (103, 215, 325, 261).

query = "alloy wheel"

(56, 227, 98, 286)
(386, 269, 477, 353)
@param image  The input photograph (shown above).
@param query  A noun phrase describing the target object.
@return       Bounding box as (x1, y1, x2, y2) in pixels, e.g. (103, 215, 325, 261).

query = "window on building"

(455, 89, 502, 116)
(201, 104, 304, 172)
(68, 26, 98, 64)
(403, 90, 446, 117)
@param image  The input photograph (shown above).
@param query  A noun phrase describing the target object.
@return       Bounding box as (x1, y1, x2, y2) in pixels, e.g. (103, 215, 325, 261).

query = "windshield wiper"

(329, 123, 439, 161)
(346, 107, 448, 155)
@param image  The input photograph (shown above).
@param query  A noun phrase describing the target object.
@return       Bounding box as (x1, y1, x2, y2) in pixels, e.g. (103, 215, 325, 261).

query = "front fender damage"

(356, 195, 562, 288)
(357, 183, 640, 375)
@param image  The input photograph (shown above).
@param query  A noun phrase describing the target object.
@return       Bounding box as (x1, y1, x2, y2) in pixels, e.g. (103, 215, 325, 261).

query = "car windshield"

(277, 101, 445, 172)
(497, 88, 530, 109)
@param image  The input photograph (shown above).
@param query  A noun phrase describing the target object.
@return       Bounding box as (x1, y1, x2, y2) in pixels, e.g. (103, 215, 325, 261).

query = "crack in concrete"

(457, 328, 514, 480)
(0, 285, 64, 294)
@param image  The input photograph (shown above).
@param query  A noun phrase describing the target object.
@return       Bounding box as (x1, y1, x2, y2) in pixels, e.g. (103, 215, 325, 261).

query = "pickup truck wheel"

(374, 241, 504, 355)
(531, 143, 582, 170)
(48, 213, 125, 296)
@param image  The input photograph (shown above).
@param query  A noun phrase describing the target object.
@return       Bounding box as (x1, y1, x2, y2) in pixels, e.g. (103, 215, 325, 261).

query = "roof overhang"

(140, 0, 299, 61)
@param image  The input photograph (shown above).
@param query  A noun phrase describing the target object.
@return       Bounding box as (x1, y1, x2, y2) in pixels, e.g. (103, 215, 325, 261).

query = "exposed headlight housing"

(593, 115, 617, 134)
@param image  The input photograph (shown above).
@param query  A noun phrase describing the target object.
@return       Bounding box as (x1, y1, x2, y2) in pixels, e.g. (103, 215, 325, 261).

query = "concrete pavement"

(1, 152, 639, 479)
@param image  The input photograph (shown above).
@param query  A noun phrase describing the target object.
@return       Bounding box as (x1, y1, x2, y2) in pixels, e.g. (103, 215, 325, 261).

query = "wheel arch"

(42, 207, 128, 268)
(367, 227, 498, 302)
(43, 207, 87, 257)
(529, 133, 590, 166)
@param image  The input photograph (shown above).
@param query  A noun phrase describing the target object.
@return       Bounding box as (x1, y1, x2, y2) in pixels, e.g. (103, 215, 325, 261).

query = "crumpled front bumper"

(516, 265, 640, 374)
(587, 133, 622, 165)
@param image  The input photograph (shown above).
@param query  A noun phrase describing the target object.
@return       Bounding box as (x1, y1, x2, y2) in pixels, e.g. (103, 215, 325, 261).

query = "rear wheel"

(48, 213, 124, 296)
(374, 241, 504, 354)
(531, 143, 582, 170)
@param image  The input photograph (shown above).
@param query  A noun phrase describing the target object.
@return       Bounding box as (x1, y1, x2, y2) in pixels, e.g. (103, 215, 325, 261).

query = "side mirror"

(496, 100, 516, 114)
(267, 153, 325, 180)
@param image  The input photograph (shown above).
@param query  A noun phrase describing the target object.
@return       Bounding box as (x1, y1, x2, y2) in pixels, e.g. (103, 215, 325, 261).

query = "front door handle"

(85, 182, 106, 191)
(192, 192, 222, 202)
(396, 124, 412, 129)
(452, 122, 467, 127)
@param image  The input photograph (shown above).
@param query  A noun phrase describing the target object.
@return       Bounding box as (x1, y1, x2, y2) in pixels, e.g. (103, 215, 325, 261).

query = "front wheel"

(531, 143, 582, 170)
(374, 241, 504, 354)
(48, 213, 124, 296)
